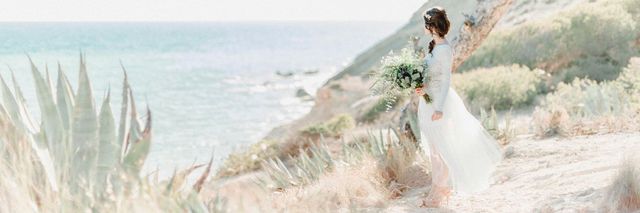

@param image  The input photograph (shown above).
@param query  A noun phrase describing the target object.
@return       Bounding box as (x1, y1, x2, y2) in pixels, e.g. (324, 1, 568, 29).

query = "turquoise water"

(0, 22, 400, 176)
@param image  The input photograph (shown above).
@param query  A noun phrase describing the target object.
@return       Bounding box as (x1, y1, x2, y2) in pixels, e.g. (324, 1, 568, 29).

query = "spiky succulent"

(0, 56, 215, 212)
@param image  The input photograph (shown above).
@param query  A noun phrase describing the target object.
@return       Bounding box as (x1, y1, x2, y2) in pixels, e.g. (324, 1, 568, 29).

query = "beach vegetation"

(301, 114, 356, 138)
(453, 64, 545, 112)
(0, 57, 213, 211)
(532, 58, 640, 137)
(459, 0, 640, 84)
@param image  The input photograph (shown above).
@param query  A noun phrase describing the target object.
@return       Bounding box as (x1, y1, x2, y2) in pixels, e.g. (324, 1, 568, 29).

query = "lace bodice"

(424, 43, 453, 112)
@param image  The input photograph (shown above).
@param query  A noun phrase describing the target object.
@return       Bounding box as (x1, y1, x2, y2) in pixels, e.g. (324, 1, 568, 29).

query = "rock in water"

(276, 70, 294, 77)
(296, 88, 313, 100)
(303, 69, 319, 75)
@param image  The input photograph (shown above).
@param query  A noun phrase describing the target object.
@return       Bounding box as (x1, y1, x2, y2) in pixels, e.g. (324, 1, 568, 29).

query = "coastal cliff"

(209, 0, 640, 211)
(262, 0, 583, 143)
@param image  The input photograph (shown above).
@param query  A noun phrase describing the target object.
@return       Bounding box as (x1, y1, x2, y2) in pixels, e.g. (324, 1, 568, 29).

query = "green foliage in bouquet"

(371, 48, 429, 110)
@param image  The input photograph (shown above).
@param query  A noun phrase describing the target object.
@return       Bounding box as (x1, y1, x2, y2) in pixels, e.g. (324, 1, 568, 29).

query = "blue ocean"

(0, 21, 400, 176)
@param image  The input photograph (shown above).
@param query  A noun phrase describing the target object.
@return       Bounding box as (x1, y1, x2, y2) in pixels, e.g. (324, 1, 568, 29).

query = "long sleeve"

(427, 46, 453, 112)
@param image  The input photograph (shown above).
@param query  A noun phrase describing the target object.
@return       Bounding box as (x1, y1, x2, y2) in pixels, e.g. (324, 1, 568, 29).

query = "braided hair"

(423, 7, 451, 54)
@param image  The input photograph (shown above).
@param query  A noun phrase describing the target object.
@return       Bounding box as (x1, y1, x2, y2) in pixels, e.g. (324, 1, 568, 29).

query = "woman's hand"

(431, 111, 443, 121)
(415, 87, 425, 96)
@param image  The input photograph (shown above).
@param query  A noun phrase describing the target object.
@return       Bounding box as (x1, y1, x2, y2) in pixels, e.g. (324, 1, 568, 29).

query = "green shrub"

(544, 79, 630, 118)
(302, 114, 356, 137)
(216, 139, 280, 178)
(453, 64, 545, 111)
(618, 58, 640, 103)
(460, 0, 639, 82)
(532, 58, 640, 137)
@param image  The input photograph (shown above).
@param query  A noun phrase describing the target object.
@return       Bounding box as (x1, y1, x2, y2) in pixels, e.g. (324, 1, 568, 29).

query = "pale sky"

(1, 0, 427, 22)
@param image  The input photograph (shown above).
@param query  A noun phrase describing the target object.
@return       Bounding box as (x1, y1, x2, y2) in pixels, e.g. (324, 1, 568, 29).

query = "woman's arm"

(431, 47, 453, 113)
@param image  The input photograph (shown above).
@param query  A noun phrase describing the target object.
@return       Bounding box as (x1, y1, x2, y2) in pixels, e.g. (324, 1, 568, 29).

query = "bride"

(416, 7, 503, 207)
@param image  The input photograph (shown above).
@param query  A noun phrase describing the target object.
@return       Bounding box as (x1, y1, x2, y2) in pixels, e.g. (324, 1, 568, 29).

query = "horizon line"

(0, 19, 407, 24)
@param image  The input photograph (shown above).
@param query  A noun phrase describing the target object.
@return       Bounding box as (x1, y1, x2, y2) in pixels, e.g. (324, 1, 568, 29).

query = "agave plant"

(259, 129, 418, 191)
(0, 56, 215, 212)
(480, 107, 516, 145)
(259, 141, 334, 190)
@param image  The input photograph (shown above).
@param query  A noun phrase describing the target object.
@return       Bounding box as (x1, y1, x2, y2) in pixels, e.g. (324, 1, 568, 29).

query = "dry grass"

(600, 158, 640, 212)
(226, 129, 431, 212)
(532, 106, 572, 137)
(267, 157, 390, 212)
(375, 132, 430, 198)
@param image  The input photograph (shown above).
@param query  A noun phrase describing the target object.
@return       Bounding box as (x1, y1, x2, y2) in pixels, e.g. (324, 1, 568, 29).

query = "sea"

(0, 21, 401, 177)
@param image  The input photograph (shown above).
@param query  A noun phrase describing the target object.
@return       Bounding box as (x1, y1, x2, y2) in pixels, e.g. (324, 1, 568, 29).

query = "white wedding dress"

(418, 42, 502, 195)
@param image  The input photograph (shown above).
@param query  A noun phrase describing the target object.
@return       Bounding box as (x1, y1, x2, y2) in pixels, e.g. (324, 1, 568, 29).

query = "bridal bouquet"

(371, 47, 430, 110)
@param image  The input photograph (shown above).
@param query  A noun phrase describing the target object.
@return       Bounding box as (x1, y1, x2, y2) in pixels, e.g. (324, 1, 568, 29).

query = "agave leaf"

(45, 64, 55, 96)
(166, 163, 205, 194)
(117, 66, 130, 160)
(33, 127, 59, 192)
(143, 167, 159, 184)
(29, 58, 65, 163)
(183, 191, 208, 213)
(96, 90, 118, 194)
(164, 169, 178, 193)
(0, 95, 57, 191)
(0, 83, 25, 132)
(9, 70, 39, 134)
(193, 157, 213, 192)
(122, 108, 151, 176)
(0, 103, 9, 122)
(56, 63, 75, 131)
(126, 89, 142, 152)
(70, 55, 99, 188)
(0, 73, 36, 134)
(275, 157, 293, 179)
(0, 107, 8, 154)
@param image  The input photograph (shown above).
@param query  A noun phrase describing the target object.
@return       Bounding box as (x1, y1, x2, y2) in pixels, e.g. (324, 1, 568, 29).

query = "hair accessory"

(424, 13, 432, 21)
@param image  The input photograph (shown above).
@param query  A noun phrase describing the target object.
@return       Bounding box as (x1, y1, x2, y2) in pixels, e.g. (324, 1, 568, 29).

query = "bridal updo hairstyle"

(423, 7, 450, 54)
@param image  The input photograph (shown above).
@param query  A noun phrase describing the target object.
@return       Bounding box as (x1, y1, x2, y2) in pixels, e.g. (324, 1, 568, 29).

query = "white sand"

(385, 132, 640, 212)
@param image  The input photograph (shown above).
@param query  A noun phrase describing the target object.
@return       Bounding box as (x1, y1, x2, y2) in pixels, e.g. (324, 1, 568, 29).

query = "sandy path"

(385, 132, 640, 212)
